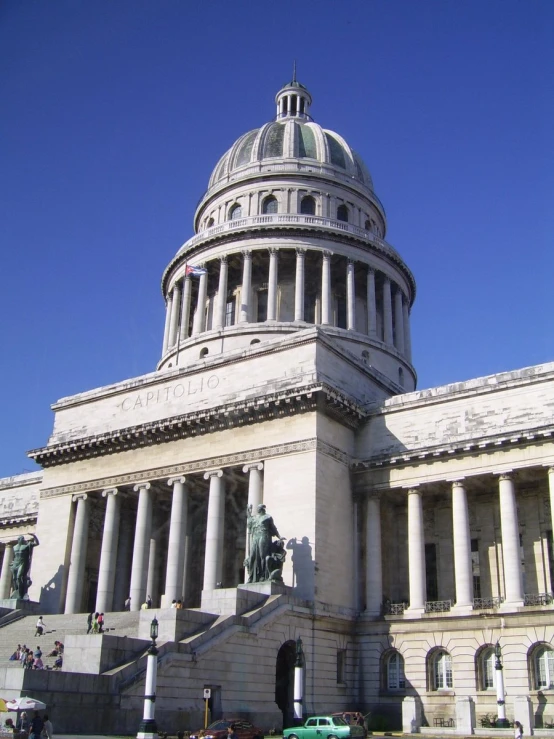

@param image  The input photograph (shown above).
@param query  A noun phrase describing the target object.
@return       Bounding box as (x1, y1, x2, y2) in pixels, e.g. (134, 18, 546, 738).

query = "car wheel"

(328, 734, 339, 739)
(288, 734, 299, 739)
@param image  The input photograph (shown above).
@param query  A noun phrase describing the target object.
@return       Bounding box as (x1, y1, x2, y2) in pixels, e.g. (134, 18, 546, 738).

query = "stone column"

(164, 476, 188, 606)
(0, 544, 14, 600)
(129, 483, 152, 611)
(192, 269, 208, 335)
(179, 276, 192, 341)
(294, 248, 306, 321)
(162, 292, 174, 354)
(243, 463, 264, 582)
(406, 488, 426, 613)
(451, 480, 473, 610)
(239, 250, 252, 323)
(403, 299, 412, 361)
(146, 537, 157, 606)
(65, 494, 90, 614)
(394, 287, 405, 354)
(203, 470, 225, 591)
(346, 260, 356, 330)
(214, 257, 228, 329)
(367, 268, 377, 338)
(365, 494, 383, 616)
(96, 488, 121, 613)
(383, 277, 393, 345)
(168, 281, 182, 348)
(498, 473, 524, 605)
(321, 251, 332, 325)
(267, 248, 278, 321)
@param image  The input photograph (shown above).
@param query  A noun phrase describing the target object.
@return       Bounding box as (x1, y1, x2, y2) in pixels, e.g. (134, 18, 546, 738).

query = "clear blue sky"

(1, 0, 553, 477)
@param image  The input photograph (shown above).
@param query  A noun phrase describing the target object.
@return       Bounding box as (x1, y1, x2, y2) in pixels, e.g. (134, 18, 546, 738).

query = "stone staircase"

(0, 610, 141, 670)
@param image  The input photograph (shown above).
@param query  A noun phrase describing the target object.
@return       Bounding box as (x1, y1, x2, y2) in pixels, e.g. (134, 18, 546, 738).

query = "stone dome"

(208, 120, 374, 190)
(207, 79, 374, 192)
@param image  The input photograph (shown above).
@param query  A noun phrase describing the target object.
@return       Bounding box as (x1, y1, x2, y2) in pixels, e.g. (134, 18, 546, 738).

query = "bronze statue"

(244, 504, 282, 583)
(10, 534, 39, 599)
(266, 538, 287, 583)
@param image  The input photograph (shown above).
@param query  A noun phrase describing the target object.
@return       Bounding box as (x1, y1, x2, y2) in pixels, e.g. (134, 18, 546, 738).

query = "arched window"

(250, 339, 261, 345)
(387, 651, 406, 691)
(262, 196, 278, 214)
(477, 647, 496, 690)
(533, 646, 554, 689)
(365, 219, 371, 231)
(431, 650, 453, 690)
(361, 350, 370, 365)
(199, 347, 209, 359)
(300, 196, 316, 215)
(229, 203, 242, 220)
(337, 204, 349, 222)
(206, 217, 214, 228)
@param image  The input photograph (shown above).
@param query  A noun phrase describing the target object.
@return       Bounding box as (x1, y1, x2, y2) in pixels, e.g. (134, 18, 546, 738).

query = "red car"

(190, 719, 264, 739)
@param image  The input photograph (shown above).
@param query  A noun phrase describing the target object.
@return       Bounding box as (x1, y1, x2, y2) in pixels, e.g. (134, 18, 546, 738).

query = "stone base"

(201, 582, 288, 616)
(0, 598, 41, 615)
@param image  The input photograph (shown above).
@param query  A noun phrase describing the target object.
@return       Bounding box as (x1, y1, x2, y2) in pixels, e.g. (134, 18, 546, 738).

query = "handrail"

(176, 214, 401, 262)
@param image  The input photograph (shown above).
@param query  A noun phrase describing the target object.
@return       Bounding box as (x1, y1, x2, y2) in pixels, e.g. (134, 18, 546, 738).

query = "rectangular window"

(337, 648, 346, 684)
(336, 296, 347, 329)
(225, 299, 235, 327)
(425, 543, 438, 601)
(471, 538, 481, 599)
(256, 290, 268, 322)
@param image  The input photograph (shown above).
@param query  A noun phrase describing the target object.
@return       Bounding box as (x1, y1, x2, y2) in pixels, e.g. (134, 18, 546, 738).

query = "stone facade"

(0, 78, 552, 735)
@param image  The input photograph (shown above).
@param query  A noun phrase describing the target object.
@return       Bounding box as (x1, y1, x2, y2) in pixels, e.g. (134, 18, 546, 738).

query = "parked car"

(190, 719, 264, 739)
(283, 716, 366, 739)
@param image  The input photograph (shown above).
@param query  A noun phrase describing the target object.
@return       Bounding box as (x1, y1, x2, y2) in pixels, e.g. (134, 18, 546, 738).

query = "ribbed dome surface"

(208, 119, 373, 190)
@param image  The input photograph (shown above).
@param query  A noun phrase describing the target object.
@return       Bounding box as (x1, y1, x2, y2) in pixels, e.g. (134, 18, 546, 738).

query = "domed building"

(0, 78, 553, 737)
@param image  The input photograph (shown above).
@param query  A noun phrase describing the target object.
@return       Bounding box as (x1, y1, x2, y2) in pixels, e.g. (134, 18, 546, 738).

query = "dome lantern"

(275, 63, 312, 120)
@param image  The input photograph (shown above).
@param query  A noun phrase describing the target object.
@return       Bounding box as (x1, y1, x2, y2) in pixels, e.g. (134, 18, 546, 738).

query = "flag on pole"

(186, 265, 207, 277)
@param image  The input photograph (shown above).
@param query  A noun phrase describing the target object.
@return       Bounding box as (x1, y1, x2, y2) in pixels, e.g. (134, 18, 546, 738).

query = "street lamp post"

(293, 637, 304, 725)
(137, 617, 159, 739)
(494, 641, 509, 728)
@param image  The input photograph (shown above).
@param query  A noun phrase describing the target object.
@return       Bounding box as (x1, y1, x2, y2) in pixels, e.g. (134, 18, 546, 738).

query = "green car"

(284, 716, 365, 739)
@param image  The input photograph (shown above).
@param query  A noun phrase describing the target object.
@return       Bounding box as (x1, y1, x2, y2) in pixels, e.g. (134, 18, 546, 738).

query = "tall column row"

(364, 470, 546, 616)
(60, 463, 265, 614)
(162, 250, 412, 359)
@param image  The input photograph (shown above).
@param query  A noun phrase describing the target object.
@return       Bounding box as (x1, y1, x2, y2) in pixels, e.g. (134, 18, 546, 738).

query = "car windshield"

(208, 722, 229, 730)
(332, 718, 348, 726)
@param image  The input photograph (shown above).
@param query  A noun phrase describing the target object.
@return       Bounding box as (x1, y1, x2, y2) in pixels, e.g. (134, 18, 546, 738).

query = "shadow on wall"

(39, 565, 65, 614)
(286, 537, 315, 600)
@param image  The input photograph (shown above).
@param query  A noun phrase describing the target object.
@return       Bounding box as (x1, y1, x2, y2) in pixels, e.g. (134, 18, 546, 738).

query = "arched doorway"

(275, 640, 296, 729)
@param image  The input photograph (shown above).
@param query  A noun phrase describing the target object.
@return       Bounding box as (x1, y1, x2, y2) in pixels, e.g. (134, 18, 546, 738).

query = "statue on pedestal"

(244, 504, 285, 583)
(10, 534, 39, 600)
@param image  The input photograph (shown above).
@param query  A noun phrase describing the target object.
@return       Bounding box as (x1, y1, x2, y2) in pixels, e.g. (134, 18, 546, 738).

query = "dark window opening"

(425, 543, 438, 601)
(300, 196, 316, 215)
(337, 204, 349, 222)
(225, 299, 235, 327)
(337, 649, 346, 684)
(257, 290, 268, 322)
(471, 538, 481, 599)
(229, 204, 242, 220)
(262, 196, 278, 214)
(199, 347, 209, 359)
(336, 296, 347, 329)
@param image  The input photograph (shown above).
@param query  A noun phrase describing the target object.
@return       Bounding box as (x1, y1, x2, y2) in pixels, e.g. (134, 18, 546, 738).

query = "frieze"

(0, 493, 39, 522)
(39, 437, 350, 499)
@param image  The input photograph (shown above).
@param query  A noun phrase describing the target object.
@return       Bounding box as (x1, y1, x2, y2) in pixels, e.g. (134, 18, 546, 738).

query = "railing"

(473, 596, 503, 609)
(425, 600, 452, 613)
(383, 601, 408, 615)
(524, 592, 553, 606)
(176, 213, 402, 263)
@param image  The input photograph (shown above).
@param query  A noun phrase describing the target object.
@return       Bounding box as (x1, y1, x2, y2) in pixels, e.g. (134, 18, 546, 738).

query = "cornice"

(29, 384, 365, 468)
(352, 423, 554, 474)
(39, 438, 349, 498)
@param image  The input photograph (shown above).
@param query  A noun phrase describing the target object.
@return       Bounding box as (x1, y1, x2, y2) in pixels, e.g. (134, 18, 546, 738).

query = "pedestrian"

(91, 612, 99, 633)
(227, 725, 238, 739)
(86, 611, 94, 634)
(17, 712, 30, 733)
(124, 595, 131, 610)
(146, 594, 152, 608)
(141, 600, 149, 610)
(29, 711, 44, 739)
(98, 612, 105, 632)
(34, 646, 42, 659)
(42, 714, 53, 739)
(35, 616, 45, 636)
(170, 599, 177, 609)
(514, 721, 523, 739)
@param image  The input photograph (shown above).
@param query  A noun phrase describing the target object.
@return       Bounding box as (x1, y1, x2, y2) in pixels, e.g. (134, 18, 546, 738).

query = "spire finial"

(292, 60, 297, 84)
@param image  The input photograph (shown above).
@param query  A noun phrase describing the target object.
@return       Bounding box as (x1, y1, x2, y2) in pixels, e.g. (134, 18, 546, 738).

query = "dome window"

(337, 204, 349, 223)
(365, 219, 371, 231)
(200, 347, 209, 359)
(250, 339, 261, 345)
(207, 217, 215, 228)
(262, 196, 278, 215)
(228, 204, 242, 221)
(362, 350, 370, 365)
(300, 196, 316, 215)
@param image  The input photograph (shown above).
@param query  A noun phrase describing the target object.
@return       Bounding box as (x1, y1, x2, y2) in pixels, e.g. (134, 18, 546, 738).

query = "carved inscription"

(118, 374, 220, 412)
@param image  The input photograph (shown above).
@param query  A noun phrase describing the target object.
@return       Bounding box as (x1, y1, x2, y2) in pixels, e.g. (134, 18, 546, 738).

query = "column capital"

(72, 493, 88, 503)
(546, 466, 554, 475)
(172, 280, 182, 293)
(295, 247, 306, 256)
(241, 249, 252, 259)
(450, 479, 466, 488)
(367, 265, 376, 275)
(133, 482, 151, 493)
(243, 462, 264, 474)
(498, 472, 513, 482)
(204, 469, 223, 480)
(347, 258, 356, 266)
(102, 488, 119, 498)
(268, 247, 279, 255)
(219, 255, 228, 265)
(383, 275, 391, 284)
(168, 476, 186, 487)
(405, 487, 421, 496)
(322, 250, 333, 259)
